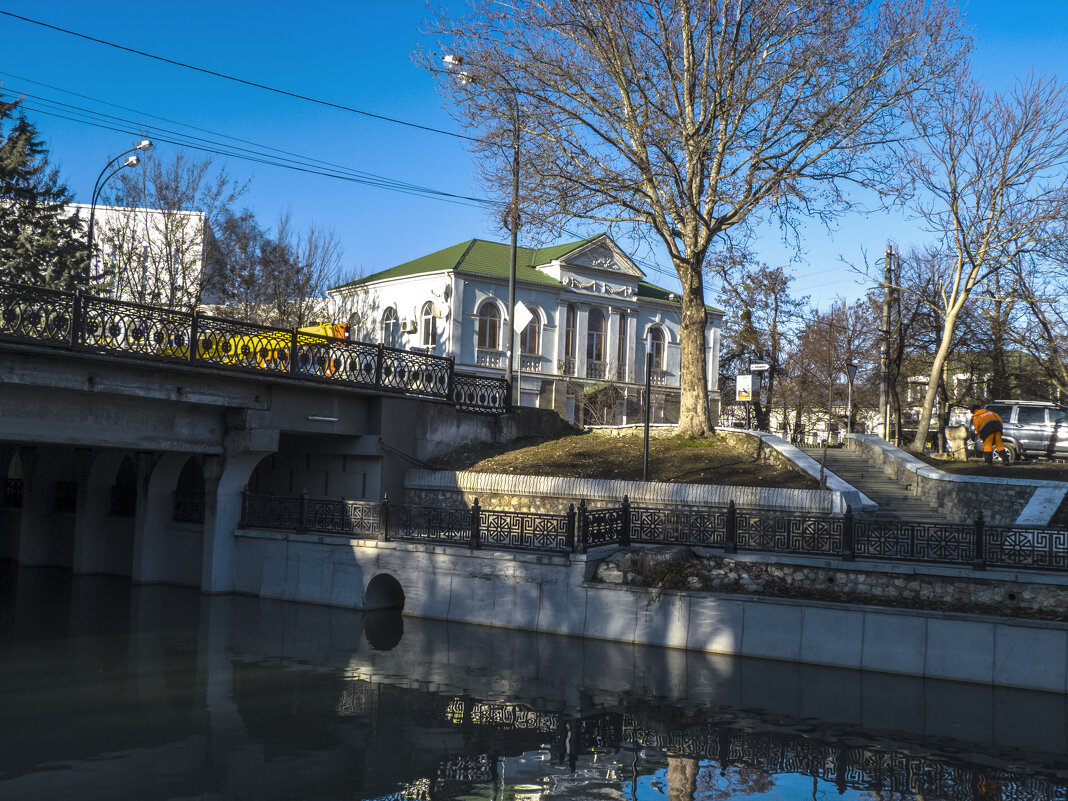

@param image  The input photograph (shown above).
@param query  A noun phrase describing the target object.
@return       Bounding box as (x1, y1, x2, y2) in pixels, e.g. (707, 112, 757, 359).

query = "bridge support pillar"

(200, 430, 278, 594)
(17, 446, 76, 568)
(73, 449, 132, 577)
(132, 452, 191, 585)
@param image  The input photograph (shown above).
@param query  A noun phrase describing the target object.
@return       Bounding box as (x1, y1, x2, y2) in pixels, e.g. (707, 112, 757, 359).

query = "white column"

(575, 305, 590, 379)
(606, 307, 620, 382)
(554, 300, 569, 374)
(625, 312, 638, 383)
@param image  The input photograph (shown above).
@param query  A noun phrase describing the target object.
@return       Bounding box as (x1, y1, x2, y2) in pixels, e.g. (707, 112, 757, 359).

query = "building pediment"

(558, 239, 644, 279)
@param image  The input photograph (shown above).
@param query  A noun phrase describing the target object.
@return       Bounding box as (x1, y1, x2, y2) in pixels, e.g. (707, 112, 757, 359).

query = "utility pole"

(879, 244, 892, 441)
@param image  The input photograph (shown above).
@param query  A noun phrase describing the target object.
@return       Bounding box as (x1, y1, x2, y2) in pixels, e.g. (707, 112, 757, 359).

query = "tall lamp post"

(86, 139, 152, 284)
(846, 363, 858, 434)
(443, 54, 520, 405)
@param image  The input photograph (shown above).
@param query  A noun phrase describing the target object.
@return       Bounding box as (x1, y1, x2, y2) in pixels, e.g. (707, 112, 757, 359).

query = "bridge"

(3, 280, 1068, 691)
(0, 279, 523, 593)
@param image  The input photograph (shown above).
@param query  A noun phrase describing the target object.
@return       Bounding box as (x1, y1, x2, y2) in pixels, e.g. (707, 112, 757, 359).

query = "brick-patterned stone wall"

(847, 435, 1037, 525)
(594, 547, 1068, 621)
(404, 468, 839, 515)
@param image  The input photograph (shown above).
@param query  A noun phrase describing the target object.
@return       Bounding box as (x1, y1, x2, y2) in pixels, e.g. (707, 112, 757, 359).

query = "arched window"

(520, 306, 541, 355)
(477, 302, 500, 350)
(421, 302, 436, 348)
(587, 308, 605, 362)
(648, 327, 666, 371)
(565, 304, 576, 357)
(381, 307, 400, 347)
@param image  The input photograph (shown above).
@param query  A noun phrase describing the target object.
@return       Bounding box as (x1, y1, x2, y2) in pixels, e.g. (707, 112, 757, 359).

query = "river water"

(1, 563, 1066, 800)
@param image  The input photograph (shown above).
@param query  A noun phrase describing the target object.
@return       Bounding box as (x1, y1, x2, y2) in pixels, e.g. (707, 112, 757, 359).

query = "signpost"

(511, 301, 534, 406)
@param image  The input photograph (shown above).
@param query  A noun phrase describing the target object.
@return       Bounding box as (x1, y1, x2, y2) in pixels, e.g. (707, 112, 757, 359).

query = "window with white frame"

(477, 301, 500, 350)
(587, 308, 605, 362)
(421, 302, 436, 348)
(382, 307, 400, 347)
(520, 306, 541, 355)
(648, 327, 665, 370)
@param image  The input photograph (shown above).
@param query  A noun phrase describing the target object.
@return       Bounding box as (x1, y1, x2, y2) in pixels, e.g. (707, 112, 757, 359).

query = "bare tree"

(905, 71, 1068, 450)
(711, 248, 806, 431)
(102, 152, 248, 310)
(424, 0, 965, 436)
(258, 212, 345, 329)
(1009, 246, 1068, 397)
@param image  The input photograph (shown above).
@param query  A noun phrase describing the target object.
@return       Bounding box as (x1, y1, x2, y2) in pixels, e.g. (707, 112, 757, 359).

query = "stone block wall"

(404, 468, 839, 515)
(594, 547, 1068, 621)
(847, 435, 1037, 525)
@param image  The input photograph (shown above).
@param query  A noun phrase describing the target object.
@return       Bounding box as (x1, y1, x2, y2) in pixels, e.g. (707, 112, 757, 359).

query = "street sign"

(750, 362, 770, 372)
(512, 301, 534, 336)
(736, 374, 753, 402)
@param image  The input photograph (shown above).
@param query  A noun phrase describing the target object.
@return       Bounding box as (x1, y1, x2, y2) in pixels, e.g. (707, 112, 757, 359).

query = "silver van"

(974, 400, 1068, 461)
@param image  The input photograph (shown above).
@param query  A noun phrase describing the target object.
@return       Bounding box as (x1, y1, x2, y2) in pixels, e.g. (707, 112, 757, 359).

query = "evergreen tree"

(0, 96, 87, 288)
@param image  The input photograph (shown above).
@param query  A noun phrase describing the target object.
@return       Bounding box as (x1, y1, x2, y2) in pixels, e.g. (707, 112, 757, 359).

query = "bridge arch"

(365, 572, 405, 611)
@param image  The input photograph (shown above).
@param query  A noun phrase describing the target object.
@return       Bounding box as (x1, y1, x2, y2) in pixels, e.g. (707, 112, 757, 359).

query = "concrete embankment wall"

(231, 527, 1068, 693)
(404, 468, 850, 514)
(846, 434, 1067, 526)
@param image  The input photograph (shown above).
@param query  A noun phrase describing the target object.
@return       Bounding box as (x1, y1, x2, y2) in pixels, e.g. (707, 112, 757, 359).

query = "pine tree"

(0, 97, 87, 289)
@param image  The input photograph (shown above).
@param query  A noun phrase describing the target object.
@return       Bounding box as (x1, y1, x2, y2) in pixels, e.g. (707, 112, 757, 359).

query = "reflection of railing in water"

(328, 677, 1068, 801)
(623, 718, 1067, 801)
(0, 279, 508, 414)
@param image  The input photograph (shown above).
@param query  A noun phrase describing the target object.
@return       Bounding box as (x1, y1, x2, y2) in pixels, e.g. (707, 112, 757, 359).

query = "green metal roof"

(330, 234, 722, 314)
(332, 235, 607, 291)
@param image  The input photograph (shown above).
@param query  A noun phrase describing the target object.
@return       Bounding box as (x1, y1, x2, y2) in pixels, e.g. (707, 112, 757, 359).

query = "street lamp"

(846, 363, 858, 434)
(86, 139, 152, 284)
(443, 54, 521, 405)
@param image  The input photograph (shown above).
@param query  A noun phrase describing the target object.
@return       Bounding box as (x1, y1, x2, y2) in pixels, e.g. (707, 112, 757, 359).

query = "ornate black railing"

(239, 489, 1068, 573)
(0, 280, 507, 413)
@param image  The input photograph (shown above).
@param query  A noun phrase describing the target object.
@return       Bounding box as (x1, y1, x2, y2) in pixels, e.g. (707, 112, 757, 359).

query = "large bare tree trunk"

(677, 262, 712, 436)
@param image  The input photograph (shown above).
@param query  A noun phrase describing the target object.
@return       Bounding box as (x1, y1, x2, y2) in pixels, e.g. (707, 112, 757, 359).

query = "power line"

(0, 84, 494, 209)
(0, 9, 480, 143)
(0, 70, 451, 193)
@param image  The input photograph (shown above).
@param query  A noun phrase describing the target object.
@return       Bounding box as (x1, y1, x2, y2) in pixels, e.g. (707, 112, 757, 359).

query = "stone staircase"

(802, 446, 954, 521)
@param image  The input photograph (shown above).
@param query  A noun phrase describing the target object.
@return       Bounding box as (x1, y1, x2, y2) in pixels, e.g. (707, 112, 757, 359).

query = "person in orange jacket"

(971, 404, 1011, 465)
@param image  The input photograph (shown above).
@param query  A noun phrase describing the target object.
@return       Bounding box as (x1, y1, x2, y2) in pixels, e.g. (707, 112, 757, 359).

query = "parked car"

(969, 400, 1068, 461)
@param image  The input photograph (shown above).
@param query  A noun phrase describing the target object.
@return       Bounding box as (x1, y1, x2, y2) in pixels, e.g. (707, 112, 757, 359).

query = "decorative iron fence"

(0, 280, 507, 413)
(238, 489, 1068, 573)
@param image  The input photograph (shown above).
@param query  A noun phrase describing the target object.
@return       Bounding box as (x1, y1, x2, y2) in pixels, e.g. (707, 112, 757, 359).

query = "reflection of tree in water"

(692, 763, 776, 799)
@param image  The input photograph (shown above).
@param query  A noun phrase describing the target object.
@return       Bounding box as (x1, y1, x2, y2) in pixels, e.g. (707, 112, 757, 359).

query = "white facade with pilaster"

(329, 234, 723, 425)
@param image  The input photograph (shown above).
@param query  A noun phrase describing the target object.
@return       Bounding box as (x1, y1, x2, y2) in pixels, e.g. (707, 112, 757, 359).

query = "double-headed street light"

(86, 139, 152, 283)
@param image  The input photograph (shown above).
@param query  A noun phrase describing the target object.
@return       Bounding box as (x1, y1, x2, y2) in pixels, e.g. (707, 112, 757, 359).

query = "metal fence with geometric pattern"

(239, 489, 1068, 572)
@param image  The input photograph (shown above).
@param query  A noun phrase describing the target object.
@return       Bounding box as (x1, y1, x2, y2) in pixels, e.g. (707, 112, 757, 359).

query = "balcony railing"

(519, 354, 543, 372)
(476, 349, 504, 368)
(558, 357, 576, 376)
(586, 360, 608, 380)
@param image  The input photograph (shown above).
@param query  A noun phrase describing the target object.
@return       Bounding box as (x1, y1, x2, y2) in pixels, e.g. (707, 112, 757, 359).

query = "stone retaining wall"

(595, 547, 1068, 621)
(845, 435, 1060, 526)
(404, 468, 840, 515)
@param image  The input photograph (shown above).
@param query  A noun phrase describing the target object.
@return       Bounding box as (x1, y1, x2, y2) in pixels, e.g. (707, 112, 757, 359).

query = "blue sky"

(1, 1, 1066, 309)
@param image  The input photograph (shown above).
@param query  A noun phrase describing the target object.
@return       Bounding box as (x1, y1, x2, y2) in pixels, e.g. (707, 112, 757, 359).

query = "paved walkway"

(802, 446, 956, 521)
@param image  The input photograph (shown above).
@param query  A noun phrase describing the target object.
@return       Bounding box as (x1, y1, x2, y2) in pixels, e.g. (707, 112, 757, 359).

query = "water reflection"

(0, 564, 1065, 800)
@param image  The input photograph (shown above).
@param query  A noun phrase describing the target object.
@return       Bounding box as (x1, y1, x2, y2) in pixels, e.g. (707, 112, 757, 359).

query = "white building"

(329, 233, 723, 425)
(71, 203, 211, 310)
